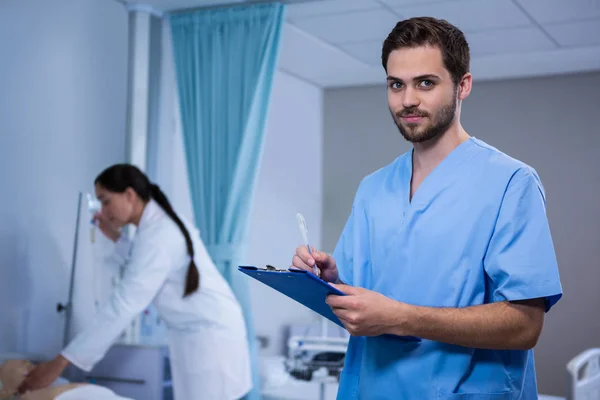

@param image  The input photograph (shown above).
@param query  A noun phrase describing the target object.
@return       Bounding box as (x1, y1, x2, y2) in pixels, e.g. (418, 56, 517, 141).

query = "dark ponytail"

(148, 183, 199, 297)
(95, 164, 200, 297)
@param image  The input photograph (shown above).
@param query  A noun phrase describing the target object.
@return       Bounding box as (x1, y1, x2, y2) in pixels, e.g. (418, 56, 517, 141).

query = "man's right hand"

(292, 246, 339, 283)
(92, 212, 121, 243)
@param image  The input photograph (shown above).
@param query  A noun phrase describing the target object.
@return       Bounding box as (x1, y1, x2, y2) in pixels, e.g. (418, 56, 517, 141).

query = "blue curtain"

(170, 3, 285, 399)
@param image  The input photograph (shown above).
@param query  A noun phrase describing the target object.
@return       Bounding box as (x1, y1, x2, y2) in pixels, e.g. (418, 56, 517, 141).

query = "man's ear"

(458, 72, 472, 100)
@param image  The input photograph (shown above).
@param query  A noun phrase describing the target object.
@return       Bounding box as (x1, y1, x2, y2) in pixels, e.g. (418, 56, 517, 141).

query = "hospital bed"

(567, 348, 600, 400)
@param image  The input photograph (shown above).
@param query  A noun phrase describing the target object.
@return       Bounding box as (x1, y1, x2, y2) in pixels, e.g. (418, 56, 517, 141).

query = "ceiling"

(122, 0, 600, 87)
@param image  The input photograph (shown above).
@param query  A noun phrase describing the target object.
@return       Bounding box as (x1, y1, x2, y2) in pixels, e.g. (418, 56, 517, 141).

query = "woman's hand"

(17, 355, 70, 394)
(93, 212, 121, 242)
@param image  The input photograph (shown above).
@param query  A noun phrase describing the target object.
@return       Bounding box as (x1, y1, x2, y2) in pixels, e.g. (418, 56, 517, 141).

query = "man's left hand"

(326, 284, 411, 336)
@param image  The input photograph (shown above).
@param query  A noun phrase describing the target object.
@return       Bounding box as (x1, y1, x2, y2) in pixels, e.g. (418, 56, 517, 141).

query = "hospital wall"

(246, 70, 325, 356)
(157, 70, 325, 356)
(0, 0, 128, 355)
(322, 71, 600, 397)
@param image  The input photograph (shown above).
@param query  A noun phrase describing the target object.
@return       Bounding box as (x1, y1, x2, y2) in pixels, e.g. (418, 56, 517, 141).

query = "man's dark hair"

(382, 17, 470, 85)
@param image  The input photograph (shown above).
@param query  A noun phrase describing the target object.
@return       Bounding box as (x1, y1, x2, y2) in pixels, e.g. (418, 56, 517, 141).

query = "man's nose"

(402, 87, 420, 109)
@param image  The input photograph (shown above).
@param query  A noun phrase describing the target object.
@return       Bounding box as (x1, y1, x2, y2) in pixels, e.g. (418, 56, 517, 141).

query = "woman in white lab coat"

(18, 164, 253, 400)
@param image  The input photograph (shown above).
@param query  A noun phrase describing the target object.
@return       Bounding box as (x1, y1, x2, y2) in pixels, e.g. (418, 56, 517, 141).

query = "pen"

(296, 213, 319, 276)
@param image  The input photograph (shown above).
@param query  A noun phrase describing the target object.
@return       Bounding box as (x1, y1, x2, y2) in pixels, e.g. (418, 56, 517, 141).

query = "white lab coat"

(62, 200, 252, 400)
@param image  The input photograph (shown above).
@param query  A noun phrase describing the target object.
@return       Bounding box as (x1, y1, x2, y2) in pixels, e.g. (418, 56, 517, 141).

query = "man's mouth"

(401, 115, 425, 123)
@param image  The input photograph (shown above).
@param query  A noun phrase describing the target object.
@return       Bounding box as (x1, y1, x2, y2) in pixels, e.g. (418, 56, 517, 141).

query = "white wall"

(245, 71, 324, 356)
(0, 0, 128, 356)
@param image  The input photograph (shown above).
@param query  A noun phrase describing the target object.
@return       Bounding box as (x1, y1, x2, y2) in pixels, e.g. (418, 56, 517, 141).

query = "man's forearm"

(391, 299, 545, 350)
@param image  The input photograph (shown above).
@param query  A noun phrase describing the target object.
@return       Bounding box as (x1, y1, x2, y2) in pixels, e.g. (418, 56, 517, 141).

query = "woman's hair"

(95, 163, 199, 297)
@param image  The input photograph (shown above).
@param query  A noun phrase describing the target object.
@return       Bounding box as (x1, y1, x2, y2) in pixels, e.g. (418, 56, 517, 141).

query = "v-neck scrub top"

(333, 137, 562, 400)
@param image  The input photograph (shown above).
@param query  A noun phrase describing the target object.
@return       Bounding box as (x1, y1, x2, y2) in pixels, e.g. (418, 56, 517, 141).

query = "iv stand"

(57, 191, 83, 348)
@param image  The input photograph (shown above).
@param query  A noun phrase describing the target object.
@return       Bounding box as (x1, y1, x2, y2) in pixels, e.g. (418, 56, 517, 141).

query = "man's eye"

(390, 82, 403, 89)
(419, 80, 434, 88)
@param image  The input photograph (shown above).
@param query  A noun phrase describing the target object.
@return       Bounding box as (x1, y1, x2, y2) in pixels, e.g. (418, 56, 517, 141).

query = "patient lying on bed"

(0, 359, 131, 400)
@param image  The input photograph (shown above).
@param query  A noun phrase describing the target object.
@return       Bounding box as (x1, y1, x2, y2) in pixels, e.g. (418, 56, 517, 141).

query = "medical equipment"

(285, 336, 347, 383)
(56, 192, 115, 346)
(87, 193, 101, 243)
(296, 213, 318, 277)
(282, 320, 349, 400)
(56, 192, 105, 347)
(56, 192, 84, 347)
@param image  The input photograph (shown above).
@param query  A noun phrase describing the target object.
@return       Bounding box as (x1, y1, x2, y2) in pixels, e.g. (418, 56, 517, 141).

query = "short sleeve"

(333, 205, 356, 286)
(333, 179, 373, 287)
(484, 168, 562, 312)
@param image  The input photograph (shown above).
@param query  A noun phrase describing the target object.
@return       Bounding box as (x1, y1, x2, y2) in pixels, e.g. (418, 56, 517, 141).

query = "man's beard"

(391, 91, 457, 143)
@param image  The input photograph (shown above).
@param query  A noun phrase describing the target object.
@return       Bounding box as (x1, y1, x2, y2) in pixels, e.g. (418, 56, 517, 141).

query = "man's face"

(386, 45, 458, 143)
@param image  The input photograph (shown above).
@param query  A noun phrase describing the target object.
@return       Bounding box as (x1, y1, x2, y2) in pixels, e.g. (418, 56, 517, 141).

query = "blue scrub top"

(333, 137, 562, 400)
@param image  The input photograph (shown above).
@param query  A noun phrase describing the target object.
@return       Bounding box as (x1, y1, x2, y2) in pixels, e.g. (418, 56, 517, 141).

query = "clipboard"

(238, 265, 421, 342)
(239, 265, 346, 327)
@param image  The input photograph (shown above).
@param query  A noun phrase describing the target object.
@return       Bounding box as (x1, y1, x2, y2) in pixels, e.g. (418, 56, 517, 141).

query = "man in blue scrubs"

(291, 17, 562, 399)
